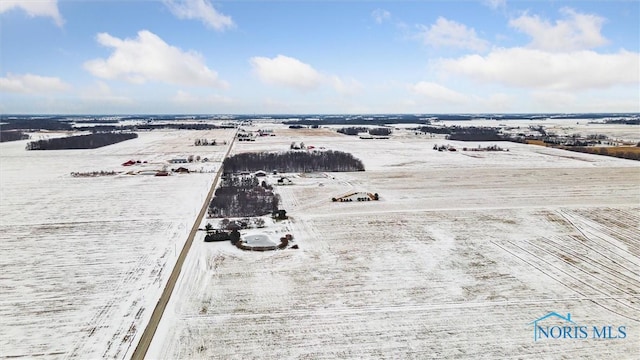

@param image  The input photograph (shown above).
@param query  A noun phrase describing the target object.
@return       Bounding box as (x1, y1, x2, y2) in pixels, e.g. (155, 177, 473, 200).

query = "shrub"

(230, 229, 241, 245)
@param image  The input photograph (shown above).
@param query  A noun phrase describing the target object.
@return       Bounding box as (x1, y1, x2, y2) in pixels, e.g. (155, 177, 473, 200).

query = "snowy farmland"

(148, 122, 640, 359)
(0, 128, 236, 359)
(1, 121, 638, 359)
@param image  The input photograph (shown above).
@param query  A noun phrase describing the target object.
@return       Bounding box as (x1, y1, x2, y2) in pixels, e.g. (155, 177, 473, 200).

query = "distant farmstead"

(332, 192, 379, 202)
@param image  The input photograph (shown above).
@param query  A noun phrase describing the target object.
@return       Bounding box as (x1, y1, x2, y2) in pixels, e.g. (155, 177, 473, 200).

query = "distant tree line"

(281, 113, 632, 125)
(602, 118, 640, 125)
(74, 123, 233, 132)
(0, 116, 238, 132)
(1, 118, 73, 131)
(0, 130, 30, 142)
(368, 127, 392, 136)
(337, 127, 368, 135)
(209, 175, 280, 218)
(26, 132, 137, 150)
(283, 114, 430, 126)
(446, 127, 505, 141)
(558, 146, 640, 161)
(417, 126, 453, 134)
(417, 125, 509, 141)
(222, 150, 365, 173)
(70, 119, 121, 124)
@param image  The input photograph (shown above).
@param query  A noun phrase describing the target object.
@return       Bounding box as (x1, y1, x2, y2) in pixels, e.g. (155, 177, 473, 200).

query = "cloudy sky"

(1, 0, 638, 114)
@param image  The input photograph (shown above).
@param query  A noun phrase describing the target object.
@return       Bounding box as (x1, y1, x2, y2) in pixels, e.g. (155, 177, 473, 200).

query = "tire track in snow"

(493, 240, 639, 322)
(65, 251, 151, 359)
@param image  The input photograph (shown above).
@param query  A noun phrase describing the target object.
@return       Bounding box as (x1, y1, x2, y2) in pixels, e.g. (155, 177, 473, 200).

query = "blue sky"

(1, 0, 638, 114)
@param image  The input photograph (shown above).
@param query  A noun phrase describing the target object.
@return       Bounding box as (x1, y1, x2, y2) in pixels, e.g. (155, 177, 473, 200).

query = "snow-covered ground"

(2, 121, 638, 359)
(0, 129, 235, 359)
(148, 122, 640, 359)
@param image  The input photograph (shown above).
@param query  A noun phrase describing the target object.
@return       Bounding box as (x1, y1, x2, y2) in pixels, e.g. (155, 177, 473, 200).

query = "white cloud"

(484, 92, 514, 111)
(250, 55, 324, 90)
(417, 17, 489, 52)
(250, 55, 363, 96)
(329, 76, 363, 96)
(408, 82, 518, 112)
(438, 47, 639, 91)
(484, 0, 506, 10)
(173, 89, 198, 103)
(164, 0, 234, 31)
(531, 90, 577, 110)
(80, 81, 133, 105)
(509, 8, 608, 52)
(0, 0, 63, 26)
(410, 81, 468, 104)
(84, 30, 227, 88)
(0, 73, 71, 93)
(372, 8, 391, 24)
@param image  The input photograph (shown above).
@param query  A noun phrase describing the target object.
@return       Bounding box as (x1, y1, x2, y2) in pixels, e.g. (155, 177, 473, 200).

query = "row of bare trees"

(0, 130, 30, 143)
(222, 150, 365, 173)
(26, 132, 137, 150)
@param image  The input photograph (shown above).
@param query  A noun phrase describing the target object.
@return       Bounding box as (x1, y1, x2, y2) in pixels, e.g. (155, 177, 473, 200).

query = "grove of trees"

(0, 130, 30, 142)
(368, 127, 392, 136)
(208, 175, 280, 218)
(446, 127, 504, 141)
(222, 150, 365, 173)
(1, 118, 72, 131)
(73, 123, 232, 132)
(26, 132, 138, 150)
(337, 127, 368, 135)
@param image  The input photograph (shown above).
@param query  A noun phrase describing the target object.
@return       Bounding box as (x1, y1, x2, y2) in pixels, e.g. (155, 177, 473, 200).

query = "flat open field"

(0, 129, 235, 359)
(149, 122, 639, 359)
(1, 121, 638, 359)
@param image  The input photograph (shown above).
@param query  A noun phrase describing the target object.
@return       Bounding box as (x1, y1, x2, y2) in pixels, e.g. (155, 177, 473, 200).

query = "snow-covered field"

(149, 122, 639, 359)
(1, 121, 638, 359)
(0, 129, 235, 359)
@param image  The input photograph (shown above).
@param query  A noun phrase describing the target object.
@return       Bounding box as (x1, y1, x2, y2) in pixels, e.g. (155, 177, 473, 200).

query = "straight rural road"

(130, 132, 236, 360)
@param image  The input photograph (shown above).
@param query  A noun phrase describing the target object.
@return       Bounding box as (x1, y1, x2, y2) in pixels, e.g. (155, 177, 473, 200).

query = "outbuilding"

(173, 167, 190, 173)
